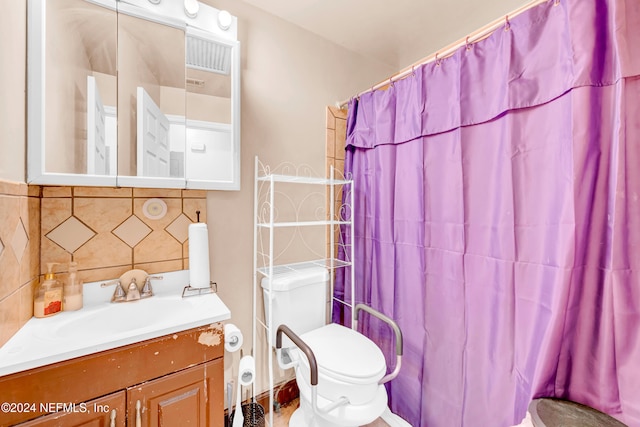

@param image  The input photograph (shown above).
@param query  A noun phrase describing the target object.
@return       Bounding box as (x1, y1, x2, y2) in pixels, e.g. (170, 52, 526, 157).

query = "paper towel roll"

(224, 323, 243, 352)
(188, 223, 211, 289)
(238, 355, 255, 386)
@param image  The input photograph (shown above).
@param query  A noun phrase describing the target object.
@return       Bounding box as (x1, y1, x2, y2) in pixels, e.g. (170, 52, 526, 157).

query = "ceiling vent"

(186, 34, 232, 75)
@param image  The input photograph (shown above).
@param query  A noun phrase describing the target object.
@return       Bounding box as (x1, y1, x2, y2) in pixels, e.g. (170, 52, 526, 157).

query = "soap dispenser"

(63, 261, 83, 311)
(34, 262, 63, 318)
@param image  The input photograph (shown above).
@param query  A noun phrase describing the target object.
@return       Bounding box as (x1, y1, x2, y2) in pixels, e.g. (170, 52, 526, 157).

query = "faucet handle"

(141, 277, 154, 298)
(109, 280, 127, 302)
(101, 279, 120, 288)
(102, 279, 126, 302)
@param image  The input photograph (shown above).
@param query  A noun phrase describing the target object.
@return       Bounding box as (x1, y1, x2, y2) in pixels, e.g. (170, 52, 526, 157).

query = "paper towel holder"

(182, 281, 218, 297)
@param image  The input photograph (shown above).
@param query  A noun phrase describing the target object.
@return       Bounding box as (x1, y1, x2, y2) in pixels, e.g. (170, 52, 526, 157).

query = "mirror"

(28, 0, 118, 186)
(185, 27, 239, 189)
(115, 6, 187, 188)
(27, 0, 241, 190)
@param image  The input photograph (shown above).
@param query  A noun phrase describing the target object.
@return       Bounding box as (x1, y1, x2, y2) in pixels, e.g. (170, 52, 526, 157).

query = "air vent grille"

(186, 35, 232, 75)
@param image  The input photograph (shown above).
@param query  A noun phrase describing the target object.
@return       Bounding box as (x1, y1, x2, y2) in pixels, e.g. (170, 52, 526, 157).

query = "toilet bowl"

(288, 323, 389, 426)
(262, 267, 411, 427)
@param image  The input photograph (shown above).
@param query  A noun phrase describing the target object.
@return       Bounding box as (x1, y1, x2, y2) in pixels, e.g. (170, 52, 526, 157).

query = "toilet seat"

(298, 323, 387, 384)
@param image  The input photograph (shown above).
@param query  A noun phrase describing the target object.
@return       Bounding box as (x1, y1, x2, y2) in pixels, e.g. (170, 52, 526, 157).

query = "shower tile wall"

(0, 180, 40, 347)
(41, 187, 207, 284)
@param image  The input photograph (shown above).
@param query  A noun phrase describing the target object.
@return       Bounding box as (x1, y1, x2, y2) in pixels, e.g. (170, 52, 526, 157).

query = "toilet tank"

(261, 266, 329, 348)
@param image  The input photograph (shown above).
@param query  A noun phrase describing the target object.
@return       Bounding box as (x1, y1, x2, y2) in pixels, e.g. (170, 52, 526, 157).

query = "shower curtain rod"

(336, 0, 549, 109)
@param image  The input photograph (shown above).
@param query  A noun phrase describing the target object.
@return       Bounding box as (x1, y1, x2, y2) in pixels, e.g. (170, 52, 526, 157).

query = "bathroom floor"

(269, 399, 390, 427)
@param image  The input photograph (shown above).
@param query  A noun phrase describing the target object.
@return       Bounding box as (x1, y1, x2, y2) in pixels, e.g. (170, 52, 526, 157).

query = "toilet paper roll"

(238, 355, 255, 386)
(224, 323, 243, 352)
(188, 223, 211, 289)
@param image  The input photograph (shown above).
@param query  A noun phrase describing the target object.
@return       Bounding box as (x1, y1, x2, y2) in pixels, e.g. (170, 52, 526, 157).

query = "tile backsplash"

(0, 183, 207, 347)
(0, 181, 40, 347)
(41, 187, 207, 283)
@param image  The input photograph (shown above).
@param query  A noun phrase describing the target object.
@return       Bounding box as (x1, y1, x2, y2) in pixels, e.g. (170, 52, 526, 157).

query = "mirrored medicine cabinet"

(27, 0, 241, 190)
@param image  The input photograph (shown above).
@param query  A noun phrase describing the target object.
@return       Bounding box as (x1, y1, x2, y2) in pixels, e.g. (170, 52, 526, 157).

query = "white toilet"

(262, 267, 410, 427)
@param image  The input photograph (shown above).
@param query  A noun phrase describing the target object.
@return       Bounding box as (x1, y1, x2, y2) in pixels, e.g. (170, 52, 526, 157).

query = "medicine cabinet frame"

(26, 0, 241, 190)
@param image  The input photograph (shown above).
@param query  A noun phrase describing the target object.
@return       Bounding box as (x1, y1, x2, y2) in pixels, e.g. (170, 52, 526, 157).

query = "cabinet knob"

(110, 409, 117, 427)
(136, 400, 142, 427)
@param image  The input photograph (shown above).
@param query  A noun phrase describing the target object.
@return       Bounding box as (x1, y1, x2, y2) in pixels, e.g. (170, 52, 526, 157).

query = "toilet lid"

(299, 323, 387, 383)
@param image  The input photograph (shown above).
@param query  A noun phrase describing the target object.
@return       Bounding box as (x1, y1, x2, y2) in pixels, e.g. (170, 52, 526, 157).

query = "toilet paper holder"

(182, 281, 218, 298)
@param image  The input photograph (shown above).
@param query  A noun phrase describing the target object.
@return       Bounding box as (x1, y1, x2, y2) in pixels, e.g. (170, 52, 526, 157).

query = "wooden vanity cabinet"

(16, 392, 126, 427)
(128, 359, 222, 427)
(1, 324, 225, 427)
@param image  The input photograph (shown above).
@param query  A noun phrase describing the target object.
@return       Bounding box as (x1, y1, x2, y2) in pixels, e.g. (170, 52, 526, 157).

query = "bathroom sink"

(52, 298, 188, 339)
(0, 270, 231, 377)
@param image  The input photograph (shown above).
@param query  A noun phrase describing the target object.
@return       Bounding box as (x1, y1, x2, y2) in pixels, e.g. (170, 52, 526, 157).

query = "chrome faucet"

(126, 278, 141, 301)
(101, 274, 163, 303)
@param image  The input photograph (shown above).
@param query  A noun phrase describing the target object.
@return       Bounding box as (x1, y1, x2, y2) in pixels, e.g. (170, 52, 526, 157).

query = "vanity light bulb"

(217, 10, 232, 31)
(184, 0, 199, 18)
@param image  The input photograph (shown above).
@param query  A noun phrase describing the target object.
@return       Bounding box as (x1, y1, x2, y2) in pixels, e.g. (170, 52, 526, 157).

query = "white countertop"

(0, 270, 230, 377)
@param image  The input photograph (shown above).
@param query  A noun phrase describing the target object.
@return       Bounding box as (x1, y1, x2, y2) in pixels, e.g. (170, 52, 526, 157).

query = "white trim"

(186, 119, 231, 133)
(230, 40, 241, 191)
(26, 0, 46, 184)
(28, 172, 117, 187)
(104, 105, 117, 117)
(116, 175, 186, 189)
(84, 0, 116, 11)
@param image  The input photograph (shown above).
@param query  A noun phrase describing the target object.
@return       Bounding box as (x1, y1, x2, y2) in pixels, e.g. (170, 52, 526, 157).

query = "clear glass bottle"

(63, 261, 83, 311)
(34, 262, 63, 318)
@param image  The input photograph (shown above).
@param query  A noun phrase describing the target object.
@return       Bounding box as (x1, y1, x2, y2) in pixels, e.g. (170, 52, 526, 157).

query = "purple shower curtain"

(334, 0, 640, 426)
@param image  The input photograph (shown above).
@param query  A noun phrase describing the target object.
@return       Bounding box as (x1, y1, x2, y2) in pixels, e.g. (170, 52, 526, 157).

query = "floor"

(269, 399, 390, 427)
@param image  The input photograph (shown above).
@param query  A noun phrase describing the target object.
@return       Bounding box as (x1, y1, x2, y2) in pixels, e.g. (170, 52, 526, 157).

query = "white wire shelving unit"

(252, 156, 355, 426)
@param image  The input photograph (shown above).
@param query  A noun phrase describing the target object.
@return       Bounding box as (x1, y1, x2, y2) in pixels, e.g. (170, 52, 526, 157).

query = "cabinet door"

(128, 359, 223, 427)
(17, 391, 126, 427)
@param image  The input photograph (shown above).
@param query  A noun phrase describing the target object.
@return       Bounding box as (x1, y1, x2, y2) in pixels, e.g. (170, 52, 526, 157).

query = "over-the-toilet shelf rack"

(252, 156, 355, 426)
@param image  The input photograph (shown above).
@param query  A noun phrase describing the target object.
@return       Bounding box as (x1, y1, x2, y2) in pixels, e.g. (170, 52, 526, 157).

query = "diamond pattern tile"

(46, 216, 96, 254)
(10, 219, 29, 263)
(112, 215, 152, 248)
(165, 213, 192, 243)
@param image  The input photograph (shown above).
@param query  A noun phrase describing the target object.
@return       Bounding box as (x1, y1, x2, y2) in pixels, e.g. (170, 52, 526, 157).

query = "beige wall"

(201, 0, 393, 394)
(0, 0, 26, 182)
(0, 0, 394, 396)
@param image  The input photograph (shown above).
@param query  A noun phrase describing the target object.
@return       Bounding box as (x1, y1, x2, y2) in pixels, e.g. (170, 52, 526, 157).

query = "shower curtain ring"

(465, 36, 471, 51)
(435, 53, 441, 66)
(388, 77, 394, 87)
(411, 65, 416, 77)
(504, 15, 511, 31)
